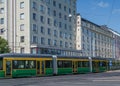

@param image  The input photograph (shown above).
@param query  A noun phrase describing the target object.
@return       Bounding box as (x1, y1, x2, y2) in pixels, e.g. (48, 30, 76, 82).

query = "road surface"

(0, 70, 120, 86)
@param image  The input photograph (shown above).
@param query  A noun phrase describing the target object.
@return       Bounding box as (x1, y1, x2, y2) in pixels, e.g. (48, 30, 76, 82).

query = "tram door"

(5, 60, 12, 77)
(96, 61, 99, 70)
(72, 61, 78, 73)
(93, 61, 99, 72)
(41, 61, 45, 74)
(37, 61, 40, 74)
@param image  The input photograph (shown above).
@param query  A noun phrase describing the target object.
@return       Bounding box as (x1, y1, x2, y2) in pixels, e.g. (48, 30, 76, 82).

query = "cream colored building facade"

(0, 0, 81, 56)
(111, 30, 120, 60)
(76, 14, 114, 58)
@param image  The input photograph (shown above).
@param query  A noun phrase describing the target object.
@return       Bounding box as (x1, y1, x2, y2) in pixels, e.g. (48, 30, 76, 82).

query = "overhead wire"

(106, 0, 115, 25)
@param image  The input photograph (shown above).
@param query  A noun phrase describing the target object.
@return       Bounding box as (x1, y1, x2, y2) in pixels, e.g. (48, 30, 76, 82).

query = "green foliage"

(0, 37, 10, 54)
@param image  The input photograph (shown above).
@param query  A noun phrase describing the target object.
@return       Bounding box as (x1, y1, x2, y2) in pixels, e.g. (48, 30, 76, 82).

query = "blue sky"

(77, 0, 120, 33)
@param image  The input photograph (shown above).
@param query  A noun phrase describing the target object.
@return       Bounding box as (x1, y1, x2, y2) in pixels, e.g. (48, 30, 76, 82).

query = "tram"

(0, 53, 115, 78)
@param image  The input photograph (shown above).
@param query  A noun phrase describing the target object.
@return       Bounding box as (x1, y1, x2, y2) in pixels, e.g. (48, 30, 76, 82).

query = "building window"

(82, 44, 85, 49)
(47, 18, 51, 25)
(47, 8, 51, 15)
(54, 19, 57, 27)
(0, 28, 4, 34)
(48, 39, 51, 45)
(32, 2, 37, 10)
(53, 0, 56, 7)
(40, 16, 45, 23)
(69, 8, 71, 14)
(20, 47, 25, 53)
(70, 43, 72, 48)
(41, 37, 45, 44)
(73, 10, 75, 15)
(41, 26, 45, 34)
(60, 31, 63, 38)
(54, 30, 57, 37)
(64, 15, 67, 20)
(0, 8, 4, 14)
(20, 13, 24, 20)
(40, 5, 45, 13)
(33, 13, 37, 21)
(20, 36, 24, 42)
(64, 6, 66, 11)
(64, 24, 67, 29)
(65, 42, 68, 48)
(20, 2, 24, 9)
(32, 24, 37, 32)
(48, 28, 51, 35)
(20, 24, 24, 31)
(59, 22, 62, 28)
(0, 18, 4, 24)
(53, 10, 56, 16)
(65, 33, 67, 39)
(32, 36, 37, 43)
(0, 0, 4, 3)
(53, 40, 57, 46)
(59, 13, 62, 18)
(59, 3, 61, 9)
(60, 41, 63, 47)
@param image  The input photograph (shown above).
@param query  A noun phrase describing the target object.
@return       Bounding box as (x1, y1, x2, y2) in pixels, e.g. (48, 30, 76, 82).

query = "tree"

(0, 37, 10, 54)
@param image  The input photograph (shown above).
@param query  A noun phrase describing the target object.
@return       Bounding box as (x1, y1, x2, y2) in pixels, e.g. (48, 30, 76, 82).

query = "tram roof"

(0, 53, 114, 60)
(0, 53, 52, 58)
(0, 53, 89, 59)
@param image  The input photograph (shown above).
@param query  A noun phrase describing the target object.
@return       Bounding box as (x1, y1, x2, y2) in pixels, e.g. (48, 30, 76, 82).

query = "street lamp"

(88, 57, 92, 73)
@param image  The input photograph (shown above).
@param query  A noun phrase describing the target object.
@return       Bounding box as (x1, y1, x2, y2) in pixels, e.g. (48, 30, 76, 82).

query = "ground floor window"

(30, 47, 81, 56)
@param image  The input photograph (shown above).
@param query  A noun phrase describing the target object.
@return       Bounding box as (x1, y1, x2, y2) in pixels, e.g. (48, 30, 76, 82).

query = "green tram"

(0, 53, 110, 78)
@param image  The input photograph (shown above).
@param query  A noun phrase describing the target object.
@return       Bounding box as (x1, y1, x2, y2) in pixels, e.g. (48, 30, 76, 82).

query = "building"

(76, 14, 114, 58)
(114, 33, 120, 60)
(110, 30, 120, 60)
(0, 0, 81, 56)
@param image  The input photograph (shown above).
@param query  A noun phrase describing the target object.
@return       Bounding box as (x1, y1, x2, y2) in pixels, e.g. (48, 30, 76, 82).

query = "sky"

(77, 0, 120, 33)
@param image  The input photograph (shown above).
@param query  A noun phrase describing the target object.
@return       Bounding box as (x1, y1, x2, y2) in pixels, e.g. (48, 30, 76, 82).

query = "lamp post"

(52, 55, 57, 75)
(88, 57, 92, 73)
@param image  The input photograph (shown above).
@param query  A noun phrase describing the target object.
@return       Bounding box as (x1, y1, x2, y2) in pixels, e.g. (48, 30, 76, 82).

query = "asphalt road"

(0, 70, 120, 86)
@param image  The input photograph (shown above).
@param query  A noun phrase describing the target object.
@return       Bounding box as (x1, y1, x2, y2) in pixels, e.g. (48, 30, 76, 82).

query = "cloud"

(97, 1, 109, 8)
(112, 9, 120, 14)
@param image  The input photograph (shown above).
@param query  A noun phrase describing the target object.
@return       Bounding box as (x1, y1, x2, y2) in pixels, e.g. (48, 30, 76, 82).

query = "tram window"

(13, 60, 25, 69)
(102, 62, 106, 67)
(13, 61, 18, 69)
(58, 60, 72, 68)
(99, 61, 106, 67)
(63, 61, 72, 68)
(92, 61, 96, 66)
(45, 60, 52, 68)
(29, 61, 36, 68)
(82, 61, 89, 67)
(0, 60, 3, 70)
(25, 61, 29, 68)
(13, 60, 36, 69)
(99, 61, 103, 67)
(78, 61, 82, 67)
(18, 61, 25, 68)
(58, 61, 63, 68)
